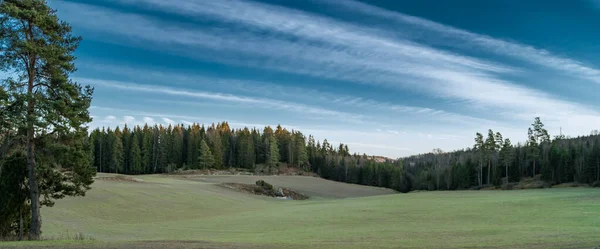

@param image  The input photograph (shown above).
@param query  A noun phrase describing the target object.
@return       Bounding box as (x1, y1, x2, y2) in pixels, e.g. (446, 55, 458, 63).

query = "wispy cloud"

(56, 0, 600, 135)
(329, 0, 600, 84)
(162, 117, 175, 125)
(80, 77, 366, 123)
(143, 117, 155, 124)
(79, 62, 494, 127)
(51, 0, 600, 155)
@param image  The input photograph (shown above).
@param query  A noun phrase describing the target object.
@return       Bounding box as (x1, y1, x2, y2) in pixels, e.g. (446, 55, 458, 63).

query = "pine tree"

(186, 124, 200, 169)
(484, 129, 497, 185)
(171, 125, 183, 168)
(198, 140, 214, 169)
(141, 125, 153, 173)
(122, 125, 131, 174)
(130, 135, 142, 174)
(527, 117, 549, 177)
(295, 133, 308, 170)
(266, 135, 279, 168)
(111, 132, 124, 174)
(474, 132, 484, 186)
(500, 138, 514, 184)
(157, 126, 169, 173)
(0, 0, 95, 238)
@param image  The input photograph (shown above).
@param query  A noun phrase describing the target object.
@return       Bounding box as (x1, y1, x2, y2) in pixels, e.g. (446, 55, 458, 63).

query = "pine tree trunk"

(478, 161, 482, 186)
(532, 160, 536, 177)
(152, 129, 157, 173)
(505, 162, 509, 184)
(27, 68, 41, 240)
(18, 207, 23, 241)
(487, 160, 491, 184)
(99, 142, 102, 173)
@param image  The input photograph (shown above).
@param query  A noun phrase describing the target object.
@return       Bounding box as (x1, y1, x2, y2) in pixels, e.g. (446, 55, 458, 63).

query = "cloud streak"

(79, 62, 495, 127)
(81, 77, 367, 123)
(51, 0, 600, 156)
(55, 0, 600, 133)
(329, 0, 600, 84)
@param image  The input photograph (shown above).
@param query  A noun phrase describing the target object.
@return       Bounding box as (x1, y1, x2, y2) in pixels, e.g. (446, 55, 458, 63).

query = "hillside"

(3, 174, 599, 249)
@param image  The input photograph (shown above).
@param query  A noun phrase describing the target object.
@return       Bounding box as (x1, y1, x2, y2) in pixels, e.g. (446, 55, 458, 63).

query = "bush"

(592, 181, 600, 188)
(255, 180, 273, 191)
(501, 182, 516, 190)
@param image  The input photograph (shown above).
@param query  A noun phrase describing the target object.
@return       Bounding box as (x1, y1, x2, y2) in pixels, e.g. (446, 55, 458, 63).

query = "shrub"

(255, 180, 274, 190)
(501, 183, 516, 190)
(592, 181, 600, 188)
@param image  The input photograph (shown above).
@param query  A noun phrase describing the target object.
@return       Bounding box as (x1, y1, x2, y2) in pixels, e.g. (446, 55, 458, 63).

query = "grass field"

(3, 174, 600, 249)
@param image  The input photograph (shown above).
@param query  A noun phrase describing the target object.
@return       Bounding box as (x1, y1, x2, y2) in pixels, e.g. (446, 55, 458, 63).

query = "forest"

(88, 117, 600, 193)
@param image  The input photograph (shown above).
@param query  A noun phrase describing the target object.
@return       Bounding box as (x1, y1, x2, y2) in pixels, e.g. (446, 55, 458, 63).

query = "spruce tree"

(121, 125, 131, 173)
(111, 132, 124, 174)
(266, 135, 279, 168)
(130, 136, 142, 174)
(171, 125, 183, 168)
(198, 140, 214, 169)
(295, 134, 308, 170)
(0, 0, 94, 238)
(141, 125, 153, 173)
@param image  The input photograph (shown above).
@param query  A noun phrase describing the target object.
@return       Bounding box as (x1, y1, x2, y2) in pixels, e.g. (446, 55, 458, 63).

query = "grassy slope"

(4, 174, 600, 249)
(182, 174, 396, 198)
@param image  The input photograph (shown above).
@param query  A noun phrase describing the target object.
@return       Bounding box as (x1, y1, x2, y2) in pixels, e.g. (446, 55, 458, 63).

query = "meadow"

(2, 174, 600, 249)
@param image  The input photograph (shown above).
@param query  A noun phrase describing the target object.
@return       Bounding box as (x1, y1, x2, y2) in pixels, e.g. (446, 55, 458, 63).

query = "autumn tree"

(0, 0, 95, 239)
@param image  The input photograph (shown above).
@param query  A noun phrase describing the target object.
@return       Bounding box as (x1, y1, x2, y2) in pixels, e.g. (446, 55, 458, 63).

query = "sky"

(46, 0, 600, 158)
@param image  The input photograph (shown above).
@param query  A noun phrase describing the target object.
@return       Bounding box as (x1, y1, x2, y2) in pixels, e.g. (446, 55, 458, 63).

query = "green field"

(3, 174, 600, 249)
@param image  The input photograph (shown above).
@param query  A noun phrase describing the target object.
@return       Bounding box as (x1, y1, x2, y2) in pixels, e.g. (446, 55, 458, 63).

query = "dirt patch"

(94, 175, 145, 183)
(220, 182, 309, 200)
(276, 166, 318, 177)
(168, 166, 317, 177)
(168, 168, 254, 176)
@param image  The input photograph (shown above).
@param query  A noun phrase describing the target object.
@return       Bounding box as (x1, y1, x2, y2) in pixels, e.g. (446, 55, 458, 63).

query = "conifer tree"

(527, 117, 549, 177)
(500, 138, 514, 184)
(0, 0, 95, 238)
(474, 132, 485, 186)
(198, 140, 214, 169)
(484, 129, 496, 184)
(266, 135, 279, 168)
(122, 125, 131, 173)
(130, 135, 142, 174)
(111, 132, 124, 174)
(141, 125, 153, 173)
(295, 133, 308, 170)
(171, 125, 183, 168)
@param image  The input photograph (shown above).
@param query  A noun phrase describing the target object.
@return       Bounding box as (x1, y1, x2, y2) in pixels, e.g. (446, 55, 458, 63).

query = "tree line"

(88, 116, 600, 195)
(397, 117, 600, 191)
(88, 122, 408, 191)
(89, 123, 311, 174)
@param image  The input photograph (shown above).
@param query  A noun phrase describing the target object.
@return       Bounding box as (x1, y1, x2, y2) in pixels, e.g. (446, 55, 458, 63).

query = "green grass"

(3, 174, 600, 249)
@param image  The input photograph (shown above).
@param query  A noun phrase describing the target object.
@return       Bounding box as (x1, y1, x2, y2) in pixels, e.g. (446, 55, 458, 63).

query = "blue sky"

(47, 0, 600, 158)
